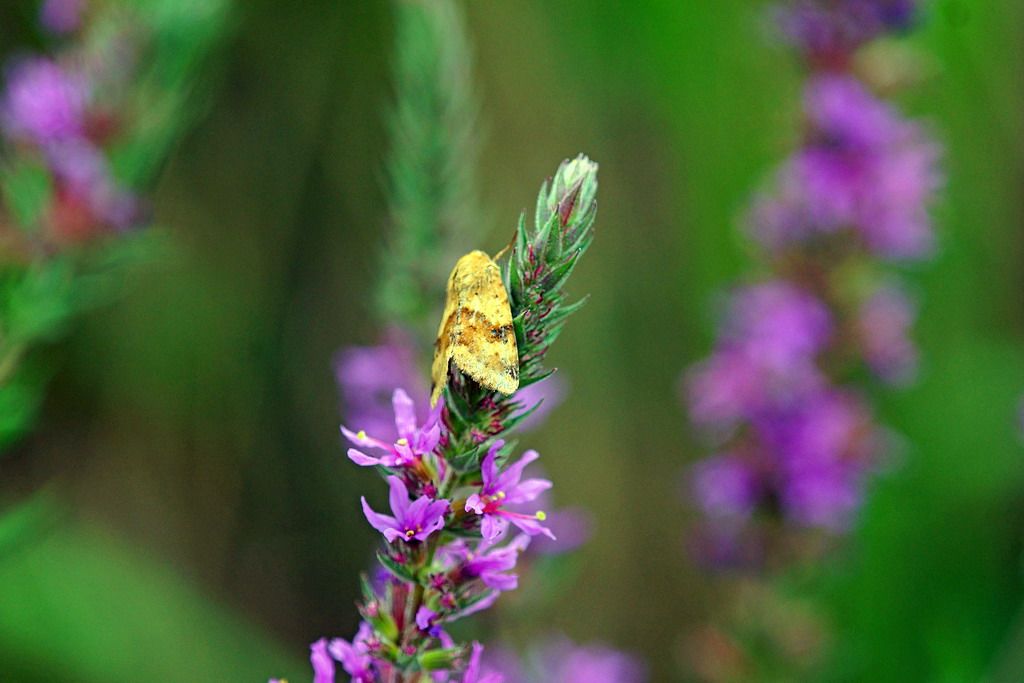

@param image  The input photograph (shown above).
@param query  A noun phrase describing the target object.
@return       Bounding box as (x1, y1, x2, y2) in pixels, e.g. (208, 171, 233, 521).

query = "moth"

(431, 249, 519, 406)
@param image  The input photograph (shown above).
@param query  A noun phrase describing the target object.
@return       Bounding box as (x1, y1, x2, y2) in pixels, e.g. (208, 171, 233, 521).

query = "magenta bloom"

(362, 476, 449, 543)
(310, 638, 336, 683)
(342, 388, 442, 468)
(751, 76, 942, 260)
(687, 282, 830, 428)
(775, 0, 918, 59)
(328, 622, 375, 683)
(443, 534, 531, 593)
(542, 640, 647, 683)
(2, 58, 87, 145)
(513, 373, 568, 432)
(764, 390, 879, 529)
(692, 455, 760, 520)
(465, 442, 554, 542)
(461, 642, 504, 683)
(335, 329, 430, 441)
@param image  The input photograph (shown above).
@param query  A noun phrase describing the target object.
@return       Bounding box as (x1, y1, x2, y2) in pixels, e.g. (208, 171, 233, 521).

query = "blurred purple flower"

(342, 388, 442, 468)
(461, 642, 505, 683)
(514, 373, 568, 432)
(40, 0, 86, 35)
(335, 328, 430, 442)
(361, 475, 449, 543)
(774, 0, 919, 59)
(526, 505, 592, 556)
(751, 76, 942, 260)
(465, 441, 554, 542)
(541, 639, 647, 683)
(763, 390, 878, 529)
(488, 636, 646, 683)
(858, 285, 918, 384)
(692, 454, 761, 520)
(687, 282, 830, 428)
(2, 57, 87, 145)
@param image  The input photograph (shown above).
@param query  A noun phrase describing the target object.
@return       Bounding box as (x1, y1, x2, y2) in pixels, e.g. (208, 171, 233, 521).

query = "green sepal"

(376, 550, 417, 584)
(418, 646, 464, 671)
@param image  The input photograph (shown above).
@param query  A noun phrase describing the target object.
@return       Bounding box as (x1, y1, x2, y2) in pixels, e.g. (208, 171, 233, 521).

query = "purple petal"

(494, 450, 540, 492)
(480, 515, 507, 542)
(310, 638, 335, 683)
(480, 441, 503, 487)
(505, 477, 552, 505)
(392, 388, 417, 439)
(341, 425, 391, 451)
(347, 448, 386, 467)
(465, 494, 485, 515)
(361, 497, 399, 538)
(386, 476, 411, 518)
(508, 513, 556, 540)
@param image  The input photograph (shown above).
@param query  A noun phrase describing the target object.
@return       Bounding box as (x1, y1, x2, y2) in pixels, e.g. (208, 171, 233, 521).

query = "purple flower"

(858, 285, 918, 384)
(687, 283, 830, 428)
(465, 442, 554, 542)
(723, 281, 831, 371)
(342, 388, 442, 468)
(335, 329, 430, 442)
(513, 374, 568, 432)
(2, 58, 88, 145)
(525, 505, 592, 556)
(541, 639, 647, 683)
(40, 0, 86, 35)
(310, 638, 336, 683)
(487, 637, 646, 683)
(443, 534, 531, 593)
(751, 76, 942, 260)
(361, 476, 449, 543)
(762, 390, 878, 530)
(328, 622, 375, 683)
(461, 642, 505, 683)
(692, 454, 760, 519)
(416, 606, 443, 638)
(774, 0, 919, 59)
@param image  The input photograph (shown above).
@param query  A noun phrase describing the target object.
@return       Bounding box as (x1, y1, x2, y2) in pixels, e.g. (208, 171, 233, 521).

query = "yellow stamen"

(356, 430, 367, 440)
(496, 491, 506, 500)
(396, 438, 409, 446)
(535, 510, 547, 521)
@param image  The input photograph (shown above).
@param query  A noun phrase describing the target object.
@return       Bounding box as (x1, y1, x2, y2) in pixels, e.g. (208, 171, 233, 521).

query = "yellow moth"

(430, 250, 519, 406)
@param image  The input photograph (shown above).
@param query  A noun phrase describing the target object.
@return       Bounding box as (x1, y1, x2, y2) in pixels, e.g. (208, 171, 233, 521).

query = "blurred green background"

(1, 0, 1023, 680)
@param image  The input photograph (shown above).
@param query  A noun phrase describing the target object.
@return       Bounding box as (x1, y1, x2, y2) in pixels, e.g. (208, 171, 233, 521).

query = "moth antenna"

(492, 233, 515, 262)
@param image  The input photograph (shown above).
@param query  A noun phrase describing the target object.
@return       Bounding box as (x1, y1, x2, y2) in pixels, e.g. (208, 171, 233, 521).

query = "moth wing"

(449, 252, 519, 396)
(430, 257, 463, 406)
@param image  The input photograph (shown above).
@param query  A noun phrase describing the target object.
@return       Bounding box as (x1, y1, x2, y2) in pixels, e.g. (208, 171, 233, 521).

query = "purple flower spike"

(465, 442, 554, 542)
(342, 388, 442, 468)
(310, 638, 336, 683)
(361, 476, 449, 543)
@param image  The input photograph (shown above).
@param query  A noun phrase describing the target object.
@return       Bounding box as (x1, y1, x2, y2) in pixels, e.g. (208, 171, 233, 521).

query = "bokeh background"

(1, 1, 1023, 681)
